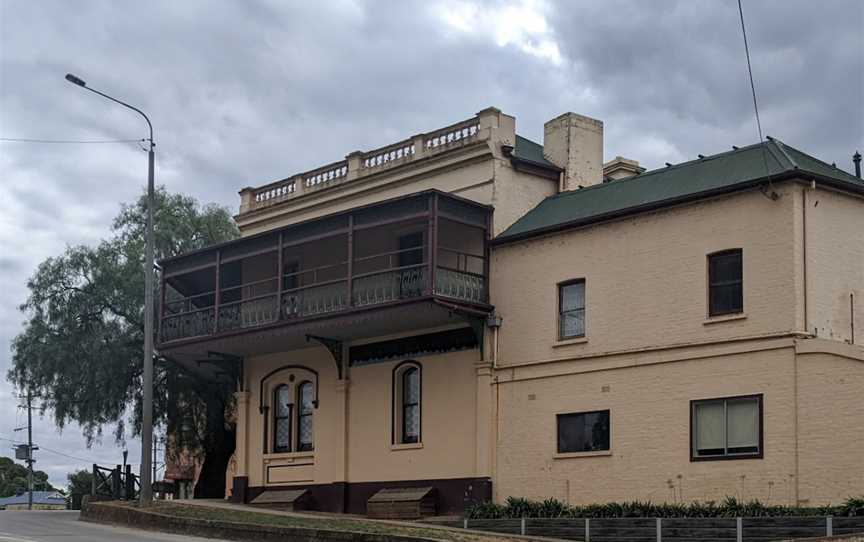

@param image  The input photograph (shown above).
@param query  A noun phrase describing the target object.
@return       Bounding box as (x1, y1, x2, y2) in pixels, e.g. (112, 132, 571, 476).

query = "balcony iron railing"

(159, 192, 491, 345)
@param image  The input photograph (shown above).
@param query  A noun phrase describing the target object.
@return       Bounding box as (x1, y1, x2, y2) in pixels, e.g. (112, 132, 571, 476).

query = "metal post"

(736, 517, 743, 542)
(585, 518, 590, 542)
(521, 517, 526, 535)
(826, 516, 833, 536)
(63, 73, 156, 505)
(140, 145, 155, 504)
(26, 390, 33, 510)
(463, 518, 468, 529)
(656, 517, 662, 542)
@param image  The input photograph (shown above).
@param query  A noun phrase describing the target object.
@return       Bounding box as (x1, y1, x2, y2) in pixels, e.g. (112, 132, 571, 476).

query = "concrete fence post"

(585, 518, 590, 542)
(736, 517, 743, 542)
(826, 516, 833, 536)
(656, 517, 662, 542)
(463, 518, 468, 530)
(521, 517, 526, 535)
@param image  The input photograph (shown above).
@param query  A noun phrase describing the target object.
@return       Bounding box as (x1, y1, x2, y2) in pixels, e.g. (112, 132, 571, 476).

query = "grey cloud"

(1, 0, 861, 487)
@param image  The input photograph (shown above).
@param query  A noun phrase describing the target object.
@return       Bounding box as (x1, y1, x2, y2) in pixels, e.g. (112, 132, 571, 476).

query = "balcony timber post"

(277, 232, 284, 320)
(214, 249, 221, 333)
(347, 214, 354, 307)
(428, 193, 438, 296)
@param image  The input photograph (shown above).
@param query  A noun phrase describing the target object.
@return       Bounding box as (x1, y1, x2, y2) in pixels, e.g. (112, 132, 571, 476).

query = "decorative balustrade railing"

(424, 118, 481, 150)
(160, 266, 485, 342)
(435, 267, 486, 304)
(241, 113, 488, 213)
(161, 307, 215, 342)
(353, 266, 427, 307)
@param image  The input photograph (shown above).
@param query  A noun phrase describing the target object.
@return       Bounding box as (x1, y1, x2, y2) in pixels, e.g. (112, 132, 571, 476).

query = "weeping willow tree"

(8, 187, 240, 497)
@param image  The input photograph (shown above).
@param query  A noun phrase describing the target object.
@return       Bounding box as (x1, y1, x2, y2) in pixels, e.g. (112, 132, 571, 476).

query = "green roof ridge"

(497, 138, 863, 242)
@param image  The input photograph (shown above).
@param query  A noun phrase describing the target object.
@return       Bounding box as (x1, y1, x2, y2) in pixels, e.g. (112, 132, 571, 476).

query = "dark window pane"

(708, 250, 742, 316)
(557, 410, 610, 453)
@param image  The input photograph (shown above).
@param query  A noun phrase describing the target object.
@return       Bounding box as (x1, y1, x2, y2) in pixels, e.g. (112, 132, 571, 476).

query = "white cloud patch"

(435, 0, 563, 65)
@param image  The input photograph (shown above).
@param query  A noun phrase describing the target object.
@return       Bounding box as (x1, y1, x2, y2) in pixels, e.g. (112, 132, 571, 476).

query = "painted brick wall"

(494, 347, 802, 505)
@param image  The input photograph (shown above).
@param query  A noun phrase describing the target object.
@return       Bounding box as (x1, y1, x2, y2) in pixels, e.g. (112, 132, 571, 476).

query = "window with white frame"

(691, 394, 762, 460)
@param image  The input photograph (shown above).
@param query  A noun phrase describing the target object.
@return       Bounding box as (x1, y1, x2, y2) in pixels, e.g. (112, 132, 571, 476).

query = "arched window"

(393, 362, 421, 445)
(273, 384, 293, 453)
(297, 381, 314, 452)
(402, 368, 420, 443)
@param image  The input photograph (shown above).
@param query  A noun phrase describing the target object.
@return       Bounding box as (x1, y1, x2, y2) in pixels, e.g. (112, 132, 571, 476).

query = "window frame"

(707, 249, 744, 317)
(272, 384, 293, 453)
(690, 393, 763, 462)
(296, 380, 314, 452)
(392, 361, 422, 446)
(555, 409, 611, 454)
(558, 279, 586, 340)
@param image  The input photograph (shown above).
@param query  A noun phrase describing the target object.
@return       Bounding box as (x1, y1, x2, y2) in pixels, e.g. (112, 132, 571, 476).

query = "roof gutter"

(493, 170, 864, 247)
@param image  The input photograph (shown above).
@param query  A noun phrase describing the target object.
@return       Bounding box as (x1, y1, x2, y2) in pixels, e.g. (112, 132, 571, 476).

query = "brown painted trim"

(160, 295, 493, 350)
(557, 278, 586, 341)
(510, 156, 563, 179)
(259, 365, 320, 413)
(391, 360, 422, 445)
(689, 393, 764, 462)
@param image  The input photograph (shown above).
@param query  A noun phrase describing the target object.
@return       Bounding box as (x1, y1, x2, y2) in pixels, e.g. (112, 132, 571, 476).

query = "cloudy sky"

(1, 0, 862, 489)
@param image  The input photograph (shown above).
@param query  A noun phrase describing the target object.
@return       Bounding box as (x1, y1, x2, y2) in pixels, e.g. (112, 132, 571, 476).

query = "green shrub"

(463, 495, 864, 519)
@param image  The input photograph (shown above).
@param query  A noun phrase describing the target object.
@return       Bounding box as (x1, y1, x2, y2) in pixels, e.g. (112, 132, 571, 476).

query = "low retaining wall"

(80, 502, 436, 542)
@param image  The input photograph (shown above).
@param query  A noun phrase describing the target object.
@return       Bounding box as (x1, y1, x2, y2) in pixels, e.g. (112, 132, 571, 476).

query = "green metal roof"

(496, 138, 863, 243)
(513, 135, 558, 169)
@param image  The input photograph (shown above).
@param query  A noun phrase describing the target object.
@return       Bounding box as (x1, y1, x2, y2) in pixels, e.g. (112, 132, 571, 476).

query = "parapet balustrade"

(240, 114, 486, 214)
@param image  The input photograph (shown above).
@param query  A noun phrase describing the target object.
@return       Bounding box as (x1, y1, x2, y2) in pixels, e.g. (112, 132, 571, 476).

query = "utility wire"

(737, 0, 777, 199)
(737, 0, 763, 143)
(0, 137, 144, 144)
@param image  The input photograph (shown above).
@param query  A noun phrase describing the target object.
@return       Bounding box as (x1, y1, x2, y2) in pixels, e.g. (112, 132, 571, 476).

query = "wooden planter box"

(367, 487, 436, 519)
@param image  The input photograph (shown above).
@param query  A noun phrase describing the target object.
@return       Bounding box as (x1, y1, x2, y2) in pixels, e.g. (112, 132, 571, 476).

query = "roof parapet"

(239, 108, 515, 216)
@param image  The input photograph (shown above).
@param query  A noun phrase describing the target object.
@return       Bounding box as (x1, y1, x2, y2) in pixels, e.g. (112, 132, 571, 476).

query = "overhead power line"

(0, 137, 144, 144)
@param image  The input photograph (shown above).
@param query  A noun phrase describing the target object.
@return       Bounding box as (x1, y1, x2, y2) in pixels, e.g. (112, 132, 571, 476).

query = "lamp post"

(65, 73, 155, 504)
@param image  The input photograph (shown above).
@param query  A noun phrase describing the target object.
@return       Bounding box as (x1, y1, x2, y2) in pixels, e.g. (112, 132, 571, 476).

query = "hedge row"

(464, 496, 864, 519)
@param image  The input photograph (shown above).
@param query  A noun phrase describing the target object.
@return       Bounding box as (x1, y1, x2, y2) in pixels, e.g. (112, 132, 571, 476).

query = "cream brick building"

(157, 107, 864, 514)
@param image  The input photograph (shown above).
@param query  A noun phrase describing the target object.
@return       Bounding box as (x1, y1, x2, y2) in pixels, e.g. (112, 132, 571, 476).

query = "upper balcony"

(158, 191, 491, 353)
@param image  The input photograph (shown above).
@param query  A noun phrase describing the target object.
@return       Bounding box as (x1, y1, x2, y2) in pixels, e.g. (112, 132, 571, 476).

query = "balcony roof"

(159, 189, 491, 269)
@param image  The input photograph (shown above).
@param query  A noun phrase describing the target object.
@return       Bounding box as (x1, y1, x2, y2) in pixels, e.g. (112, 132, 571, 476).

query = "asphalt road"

(0, 510, 226, 542)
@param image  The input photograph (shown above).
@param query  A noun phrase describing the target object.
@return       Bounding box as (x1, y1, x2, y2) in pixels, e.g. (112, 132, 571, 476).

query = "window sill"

(553, 449, 611, 460)
(553, 336, 588, 348)
(263, 451, 315, 463)
(390, 442, 423, 451)
(703, 313, 747, 325)
(691, 453, 762, 462)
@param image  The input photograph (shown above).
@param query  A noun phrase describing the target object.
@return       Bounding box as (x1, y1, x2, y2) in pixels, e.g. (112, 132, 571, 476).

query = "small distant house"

(0, 491, 67, 510)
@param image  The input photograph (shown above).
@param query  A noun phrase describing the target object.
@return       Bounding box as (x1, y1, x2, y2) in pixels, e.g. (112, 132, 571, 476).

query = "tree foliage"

(8, 187, 239, 451)
(0, 456, 55, 497)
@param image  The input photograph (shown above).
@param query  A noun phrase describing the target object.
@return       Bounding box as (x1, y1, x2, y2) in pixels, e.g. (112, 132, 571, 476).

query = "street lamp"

(65, 73, 156, 504)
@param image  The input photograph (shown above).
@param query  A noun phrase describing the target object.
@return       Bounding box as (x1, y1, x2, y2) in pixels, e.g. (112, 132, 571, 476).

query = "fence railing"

(448, 516, 864, 541)
(239, 113, 487, 214)
(90, 463, 139, 501)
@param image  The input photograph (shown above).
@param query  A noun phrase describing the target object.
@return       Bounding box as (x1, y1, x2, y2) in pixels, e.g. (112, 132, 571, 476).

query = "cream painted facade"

(159, 107, 864, 513)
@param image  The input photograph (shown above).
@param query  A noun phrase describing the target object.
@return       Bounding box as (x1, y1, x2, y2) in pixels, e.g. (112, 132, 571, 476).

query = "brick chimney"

(543, 112, 604, 191)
